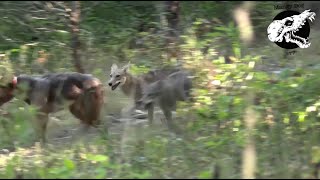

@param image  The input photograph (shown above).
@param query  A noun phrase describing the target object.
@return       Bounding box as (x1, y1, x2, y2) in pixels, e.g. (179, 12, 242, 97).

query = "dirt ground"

(43, 86, 172, 147)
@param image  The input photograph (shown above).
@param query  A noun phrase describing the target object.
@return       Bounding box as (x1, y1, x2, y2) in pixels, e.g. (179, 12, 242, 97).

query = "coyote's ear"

(145, 70, 156, 80)
(111, 63, 118, 73)
(122, 61, 131, 74)
(149, 70, 156, 77)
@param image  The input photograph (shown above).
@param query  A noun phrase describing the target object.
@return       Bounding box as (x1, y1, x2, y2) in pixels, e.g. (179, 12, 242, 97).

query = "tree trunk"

(70, 1, 85, 73)
(155, 1, 167, 36)
(233, 1, 255, 46)
(165, 1, 180, 63)
(242, 92, 258, 179)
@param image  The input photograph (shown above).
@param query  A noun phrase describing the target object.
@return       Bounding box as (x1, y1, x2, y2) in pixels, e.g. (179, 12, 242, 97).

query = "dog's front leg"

(33, 112, 49, 145)
(162, 108, 182, 135)
(29, 82, 50, 145)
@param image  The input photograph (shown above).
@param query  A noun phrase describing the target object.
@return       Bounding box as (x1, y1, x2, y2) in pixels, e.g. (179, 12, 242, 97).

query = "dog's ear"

(122, 61, 131, 74)
(111, 63, 118, 73)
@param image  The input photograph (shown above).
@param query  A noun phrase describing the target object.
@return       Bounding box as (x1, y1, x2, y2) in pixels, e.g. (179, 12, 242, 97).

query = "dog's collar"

(12, 76, 17, 89)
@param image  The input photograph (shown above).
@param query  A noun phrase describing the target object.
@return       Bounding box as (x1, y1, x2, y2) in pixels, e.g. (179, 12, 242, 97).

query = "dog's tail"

(82, 78, 105, 126)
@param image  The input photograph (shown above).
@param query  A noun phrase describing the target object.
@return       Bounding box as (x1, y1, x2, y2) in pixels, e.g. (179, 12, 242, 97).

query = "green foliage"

(0, 55, 14, 86)
(0, 100, 37, 149)
(0, 143, 111, 178)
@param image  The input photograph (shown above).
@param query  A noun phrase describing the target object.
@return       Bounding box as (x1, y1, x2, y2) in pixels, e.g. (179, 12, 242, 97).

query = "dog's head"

(136, 80, 163, 109)
(107, 62, 130, 91)
(0, 77, 17, 106)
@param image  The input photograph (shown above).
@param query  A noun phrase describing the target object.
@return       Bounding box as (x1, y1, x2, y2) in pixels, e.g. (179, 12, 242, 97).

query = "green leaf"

(283, 115, 290, 124)
(297, 112, 306, 122)
(64, 159, 75, 170)
(198, 170, 211, 179)
(233, 46, 241, 59)
(214, 26, 228, 32)
(87, 154, 109, 163)
(10, 49, 20, 53)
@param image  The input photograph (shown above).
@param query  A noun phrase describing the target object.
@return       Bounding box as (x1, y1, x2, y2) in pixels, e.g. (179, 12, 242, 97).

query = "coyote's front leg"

(121, 102, 136, 119)
(147, 103, 154, 126)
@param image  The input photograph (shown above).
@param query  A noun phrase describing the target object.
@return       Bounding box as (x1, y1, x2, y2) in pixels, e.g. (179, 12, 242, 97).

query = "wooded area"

(0, 1, 320, 179)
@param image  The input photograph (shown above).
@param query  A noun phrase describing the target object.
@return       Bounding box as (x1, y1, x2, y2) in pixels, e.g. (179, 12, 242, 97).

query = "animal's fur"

(136, 70, 193, 131)
(107, 62, 179, 121)
(0, 72, 105, 144)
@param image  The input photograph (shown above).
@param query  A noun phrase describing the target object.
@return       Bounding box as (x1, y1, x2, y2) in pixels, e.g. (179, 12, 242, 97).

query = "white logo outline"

(267, 9, 316, 49)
